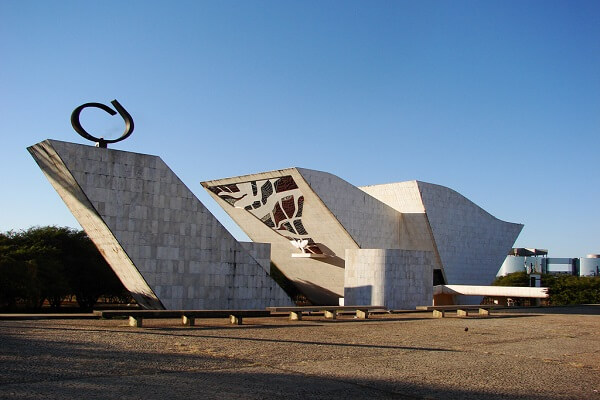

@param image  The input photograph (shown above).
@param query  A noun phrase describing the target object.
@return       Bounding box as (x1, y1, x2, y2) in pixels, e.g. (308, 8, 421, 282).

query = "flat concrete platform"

(0, 313, 99, 320)
(1, 305, 599, 399)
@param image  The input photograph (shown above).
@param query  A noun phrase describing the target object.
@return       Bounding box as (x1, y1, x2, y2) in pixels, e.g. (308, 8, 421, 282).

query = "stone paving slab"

(0, 306, 599, 399)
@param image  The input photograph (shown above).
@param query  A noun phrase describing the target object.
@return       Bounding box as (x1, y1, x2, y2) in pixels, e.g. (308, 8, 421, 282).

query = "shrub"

(493, 272, 600, 305)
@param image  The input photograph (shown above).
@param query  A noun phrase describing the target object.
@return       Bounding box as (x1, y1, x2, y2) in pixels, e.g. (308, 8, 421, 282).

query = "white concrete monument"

(28, 140, 293, 310)
(203, 168, 523, 307)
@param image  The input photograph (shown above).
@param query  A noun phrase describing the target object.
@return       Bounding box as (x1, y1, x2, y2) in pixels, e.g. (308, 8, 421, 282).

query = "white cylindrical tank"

(580, 255, 600, 277)
(497, 256, 527, 277)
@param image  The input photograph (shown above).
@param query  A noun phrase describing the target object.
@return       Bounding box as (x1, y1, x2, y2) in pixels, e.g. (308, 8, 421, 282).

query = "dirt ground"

(1, 306, 599, 399)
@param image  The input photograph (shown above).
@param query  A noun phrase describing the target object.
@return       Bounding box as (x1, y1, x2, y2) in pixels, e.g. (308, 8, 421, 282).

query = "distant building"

(580, 255, 600, 276)
(498, 249, 600, 277)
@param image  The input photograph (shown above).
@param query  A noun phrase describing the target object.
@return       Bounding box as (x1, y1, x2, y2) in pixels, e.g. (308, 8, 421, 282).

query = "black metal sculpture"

(71, 99, 134, 148)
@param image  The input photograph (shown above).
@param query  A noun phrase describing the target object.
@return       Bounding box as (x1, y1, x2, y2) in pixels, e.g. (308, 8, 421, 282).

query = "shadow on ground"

(0, 330, 555, 400)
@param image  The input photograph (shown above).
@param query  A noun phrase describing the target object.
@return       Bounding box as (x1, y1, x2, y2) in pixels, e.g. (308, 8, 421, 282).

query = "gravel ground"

(1, 306, 599, 399)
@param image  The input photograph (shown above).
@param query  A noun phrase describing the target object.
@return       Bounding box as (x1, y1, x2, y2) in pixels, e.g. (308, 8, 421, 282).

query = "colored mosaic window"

(208, 175, 322, 254)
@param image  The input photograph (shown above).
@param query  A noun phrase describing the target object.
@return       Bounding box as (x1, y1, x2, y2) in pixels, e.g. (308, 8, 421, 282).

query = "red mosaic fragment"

(281, 195, 296, 219)
(272, 202, 286, 227)
(274, 176, 298, 193)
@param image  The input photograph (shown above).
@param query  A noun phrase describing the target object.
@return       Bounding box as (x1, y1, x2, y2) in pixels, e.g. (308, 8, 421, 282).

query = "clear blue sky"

(1, 1, 598, 258)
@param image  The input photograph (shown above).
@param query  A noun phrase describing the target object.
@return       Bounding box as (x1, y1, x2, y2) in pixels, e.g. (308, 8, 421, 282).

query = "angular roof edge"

(415, 180, 523, 228)
(201, 167, 301, 187)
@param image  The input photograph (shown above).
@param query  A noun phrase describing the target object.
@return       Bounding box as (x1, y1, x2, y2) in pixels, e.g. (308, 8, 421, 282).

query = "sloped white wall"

(418, 182, 523, 288)
(29, 140, 292, 310)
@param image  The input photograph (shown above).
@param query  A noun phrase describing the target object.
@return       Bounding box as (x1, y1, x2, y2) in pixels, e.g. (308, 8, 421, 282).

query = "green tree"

(63, 230, 125, 310)
(0, 226, 128, 311)
(0, 247, 40, 309)
(543, 274, 600, 305)
(493, 272, 600, 305)
(0, 231, 55, 309)
(492, 271, 530, 287)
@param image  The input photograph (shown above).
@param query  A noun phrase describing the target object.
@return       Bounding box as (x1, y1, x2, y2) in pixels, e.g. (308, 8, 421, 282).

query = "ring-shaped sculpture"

(71, 99, 134, 148)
